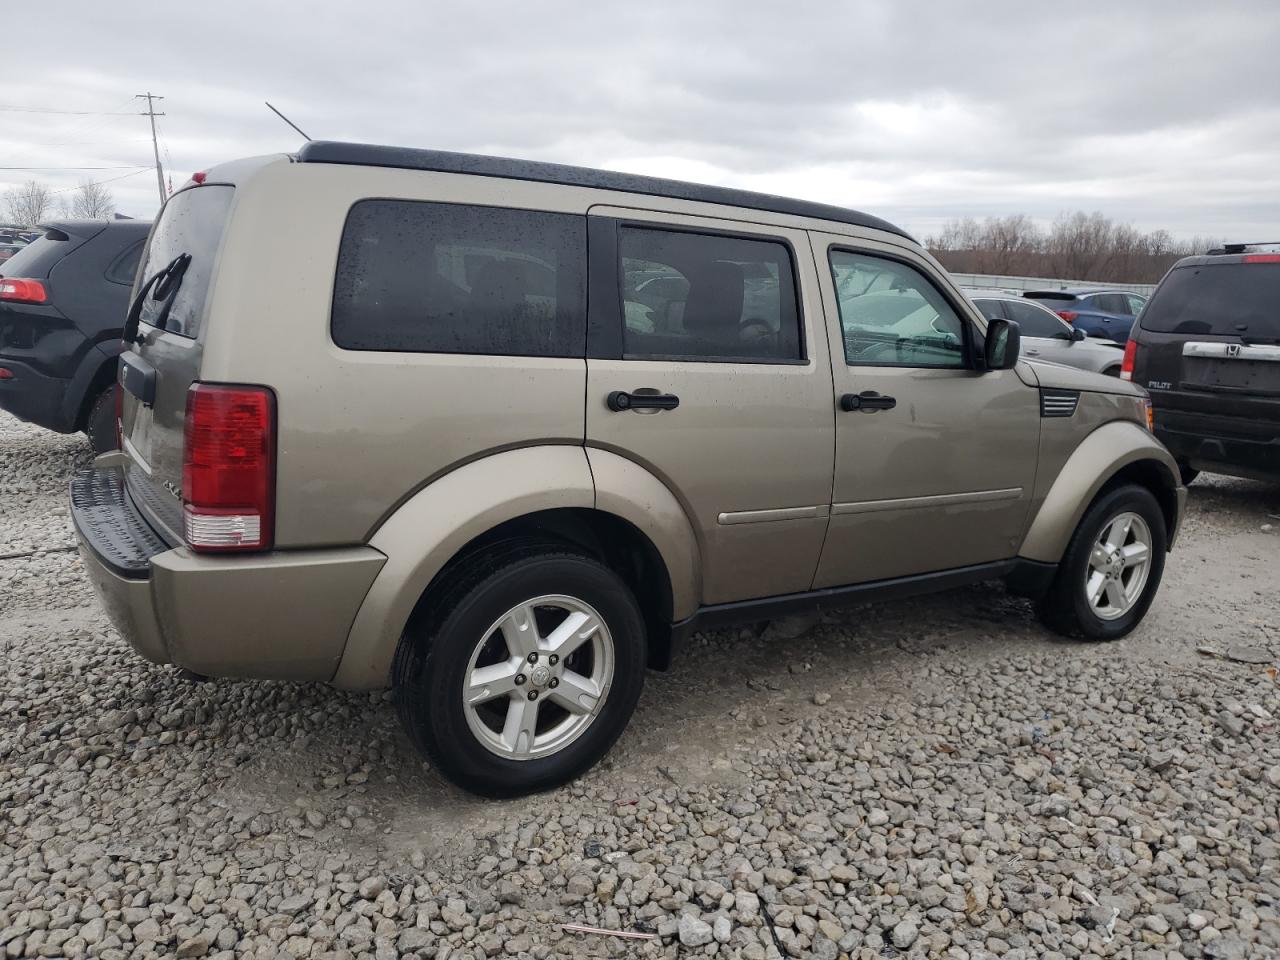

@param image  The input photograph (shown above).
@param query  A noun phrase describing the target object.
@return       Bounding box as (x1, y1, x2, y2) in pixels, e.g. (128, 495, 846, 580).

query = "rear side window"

(106, 239, 144, 285)
(0, 233, 74, 278)
(1141, 263, 1280, 339)
(1004, 299, 1070, 339)
(332, 201, 587, 357)
(139, 185, 234, 338)
(971, 298, 1006, 321)
(619, 227, 802, 362)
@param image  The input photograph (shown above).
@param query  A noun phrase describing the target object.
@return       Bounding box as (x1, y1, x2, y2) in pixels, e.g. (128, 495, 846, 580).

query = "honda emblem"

(1225, 343, 1242, 358)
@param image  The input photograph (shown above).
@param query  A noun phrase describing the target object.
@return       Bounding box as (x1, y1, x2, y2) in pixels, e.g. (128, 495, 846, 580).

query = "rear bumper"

(0, 356, 74, 432)
(72, 462, 386, 680)
(1154, 407, 1280, 482)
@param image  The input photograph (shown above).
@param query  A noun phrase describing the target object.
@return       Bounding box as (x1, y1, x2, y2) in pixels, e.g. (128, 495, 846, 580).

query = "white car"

(967, 294, 1125, 376)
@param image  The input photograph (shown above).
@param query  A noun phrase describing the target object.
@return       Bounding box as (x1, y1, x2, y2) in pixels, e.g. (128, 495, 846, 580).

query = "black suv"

(1127, 245, 1280, 484)
(0, 219, 150, 451)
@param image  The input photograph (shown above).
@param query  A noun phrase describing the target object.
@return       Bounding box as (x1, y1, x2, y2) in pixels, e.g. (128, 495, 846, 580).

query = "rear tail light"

(1057, 310, 1078, 323)
(113, 382, 123, 450)
(1120, 339, 1138, 381)
(182, 383, 275, 552)
(0, 278, 48, 303)
(0, 367, 13, 380)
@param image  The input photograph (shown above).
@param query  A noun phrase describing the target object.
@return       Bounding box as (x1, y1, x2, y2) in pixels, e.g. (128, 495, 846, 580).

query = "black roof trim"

(296, 141, 912, 241)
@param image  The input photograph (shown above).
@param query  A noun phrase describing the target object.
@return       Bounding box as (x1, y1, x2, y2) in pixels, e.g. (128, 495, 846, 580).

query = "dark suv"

(0, 219, 150, 451)
(1024, 289, 1147, 344)
(1126, 247, 1280, 484)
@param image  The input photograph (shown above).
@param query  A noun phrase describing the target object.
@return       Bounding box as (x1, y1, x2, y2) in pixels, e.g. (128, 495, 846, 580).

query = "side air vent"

(1040, 389, 1080, 418)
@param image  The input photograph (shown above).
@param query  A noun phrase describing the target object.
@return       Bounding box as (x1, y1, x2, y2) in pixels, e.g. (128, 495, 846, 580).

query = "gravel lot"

(2, 410, 1278, 960)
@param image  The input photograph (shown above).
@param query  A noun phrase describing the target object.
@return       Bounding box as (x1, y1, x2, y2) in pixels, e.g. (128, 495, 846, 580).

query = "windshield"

(1141, 263, 1280, 340)
(138, 185, 234, 338)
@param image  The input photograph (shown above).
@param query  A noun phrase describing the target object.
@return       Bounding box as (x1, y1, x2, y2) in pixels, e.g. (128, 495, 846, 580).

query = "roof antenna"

(265, 101, 312, 141)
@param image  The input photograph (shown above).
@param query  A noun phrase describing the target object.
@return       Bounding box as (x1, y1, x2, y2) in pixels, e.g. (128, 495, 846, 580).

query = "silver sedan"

(968, 294, 1125, 375)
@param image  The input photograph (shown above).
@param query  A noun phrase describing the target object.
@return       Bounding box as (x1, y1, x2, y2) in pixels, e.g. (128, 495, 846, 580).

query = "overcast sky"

(4, 1, 1278, 241)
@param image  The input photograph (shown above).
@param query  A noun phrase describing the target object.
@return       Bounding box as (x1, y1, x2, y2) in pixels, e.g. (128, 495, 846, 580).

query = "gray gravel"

(2, 411, 1279, 960)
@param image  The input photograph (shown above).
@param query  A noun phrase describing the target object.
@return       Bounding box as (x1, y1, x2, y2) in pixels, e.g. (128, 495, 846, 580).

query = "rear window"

(1141, 263, 1280, 339)
(332, 200, 587, 357)
(0, 233, 75, 279)
(138, 185, 235, 339)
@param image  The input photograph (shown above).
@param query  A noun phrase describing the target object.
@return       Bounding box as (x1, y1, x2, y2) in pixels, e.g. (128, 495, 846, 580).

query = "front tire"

(393, 540, 647, 797)
(1036, 484, 1167, 640)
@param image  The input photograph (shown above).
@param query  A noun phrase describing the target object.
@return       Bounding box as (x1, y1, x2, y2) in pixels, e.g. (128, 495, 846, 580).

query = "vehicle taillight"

(0, 278, 48, 303)
(0, 367, 13, 380)
(113, 382, 123, 450)
(1120, 339, 1138, 381)
(1243, 254, 1280, 263)
(182, 383, 275, 552)
(1057, 310, 1078, 322)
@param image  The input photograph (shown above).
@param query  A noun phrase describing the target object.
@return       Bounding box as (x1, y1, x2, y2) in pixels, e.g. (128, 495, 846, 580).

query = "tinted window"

(620, 228, 801, 362)
(1004, 299, 1070, 338)
(1125, 293, 1147, 315)
(0, 233, 74, 279)
(971, 298, 1006, 321)
(1099, 293, 1130, 314)
(333, 201, 586, 356)
(829, 251, 967, 367)
(139, 185, 235, 338)
(1141, 263, 1280, 338)
(105, 239, 144, 285)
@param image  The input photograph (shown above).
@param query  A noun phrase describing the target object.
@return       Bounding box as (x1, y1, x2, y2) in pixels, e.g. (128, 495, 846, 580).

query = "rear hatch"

(120, 183, 235, 543)
(1133, 257, 1280, 423)
(0, 224, 102, 371)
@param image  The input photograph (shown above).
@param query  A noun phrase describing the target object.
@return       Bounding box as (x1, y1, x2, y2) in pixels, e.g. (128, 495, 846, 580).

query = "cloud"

(4, 0, 1277, 241)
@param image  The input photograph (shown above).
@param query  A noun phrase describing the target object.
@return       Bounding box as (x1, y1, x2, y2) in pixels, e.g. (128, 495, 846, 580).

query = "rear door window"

(618, 227, 802, 362)
(1141, 263, 1280, 339)
(1005, 299, 1070, 338)
(971, 298, 1007, 322)
(332, 201, 587, 357)
(138, 185, 234, 338)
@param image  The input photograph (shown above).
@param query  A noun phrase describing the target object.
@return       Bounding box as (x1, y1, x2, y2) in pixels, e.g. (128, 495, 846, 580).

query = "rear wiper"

(121, 253, 192, 345)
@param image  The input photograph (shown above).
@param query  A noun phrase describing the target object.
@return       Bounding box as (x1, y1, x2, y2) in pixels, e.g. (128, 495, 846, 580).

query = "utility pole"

(136, 92, 166, 206)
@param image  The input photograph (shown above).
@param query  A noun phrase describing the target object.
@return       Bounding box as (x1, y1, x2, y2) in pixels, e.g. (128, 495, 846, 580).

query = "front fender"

(332, 445, 595, 689)
(1019, 420, 1180, 563)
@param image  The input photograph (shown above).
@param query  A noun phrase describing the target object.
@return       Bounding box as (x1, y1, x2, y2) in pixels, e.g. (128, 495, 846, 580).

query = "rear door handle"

(607, 390, 680, 412)
(840, 391, 897, 412)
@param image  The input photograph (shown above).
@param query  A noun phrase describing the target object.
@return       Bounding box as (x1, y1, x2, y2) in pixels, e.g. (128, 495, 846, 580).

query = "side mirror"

(1071, 326, 1086, 342)
(984, 318, 1021, 370)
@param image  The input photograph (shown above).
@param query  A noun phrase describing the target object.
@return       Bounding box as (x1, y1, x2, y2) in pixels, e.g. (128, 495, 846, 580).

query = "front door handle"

(840, 391, 897, 412)
(607, 390, 680, 412)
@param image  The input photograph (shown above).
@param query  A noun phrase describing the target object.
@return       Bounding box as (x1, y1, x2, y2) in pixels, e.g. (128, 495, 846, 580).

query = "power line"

(136, 93, 166, 206)
(49, 168, 153, 195)
(0, 104, 135, 116)
(0, 165, 150, 170)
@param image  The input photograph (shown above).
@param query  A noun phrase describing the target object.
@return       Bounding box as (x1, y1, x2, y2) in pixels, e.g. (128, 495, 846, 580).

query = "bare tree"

(70, 179, 115, 219)
(926, 211, 1218, 284)
(4, 181, 53, 228)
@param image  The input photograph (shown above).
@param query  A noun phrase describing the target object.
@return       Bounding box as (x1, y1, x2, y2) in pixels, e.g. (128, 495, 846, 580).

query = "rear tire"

(1036, 483, 1167, 641)
(84, 387, 117, 454)
(393, 539, 647, 797)
(1102, 364, 1121, 378)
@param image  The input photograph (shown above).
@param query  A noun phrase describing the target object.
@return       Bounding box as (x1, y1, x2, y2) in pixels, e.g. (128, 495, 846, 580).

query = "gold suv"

(72, 142, 1185, 795)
